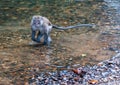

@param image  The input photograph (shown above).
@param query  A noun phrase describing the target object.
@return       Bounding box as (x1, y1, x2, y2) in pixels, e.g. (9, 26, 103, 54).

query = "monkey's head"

(31, 15, 43, 27)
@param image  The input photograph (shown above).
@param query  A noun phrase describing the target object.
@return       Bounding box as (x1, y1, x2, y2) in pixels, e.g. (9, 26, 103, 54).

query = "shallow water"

(0, 0, 120, 84)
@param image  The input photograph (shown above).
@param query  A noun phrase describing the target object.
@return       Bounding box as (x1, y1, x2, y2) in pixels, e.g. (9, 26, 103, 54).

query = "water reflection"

(104, 0, 120, 13)
(104, 0, 120, 25)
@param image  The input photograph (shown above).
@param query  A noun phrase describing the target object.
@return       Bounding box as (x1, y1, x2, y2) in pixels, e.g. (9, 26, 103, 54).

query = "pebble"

(29, 52, 120, 85)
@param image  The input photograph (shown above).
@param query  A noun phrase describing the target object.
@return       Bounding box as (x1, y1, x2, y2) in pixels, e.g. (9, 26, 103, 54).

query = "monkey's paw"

(29, 41, 40, 45)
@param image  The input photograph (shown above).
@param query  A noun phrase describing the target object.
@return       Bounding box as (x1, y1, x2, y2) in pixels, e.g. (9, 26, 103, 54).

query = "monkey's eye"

(38, 22, 40, 24)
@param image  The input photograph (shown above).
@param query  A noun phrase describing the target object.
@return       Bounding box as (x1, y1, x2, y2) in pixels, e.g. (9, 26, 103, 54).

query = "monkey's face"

(32, 16, 43, 27)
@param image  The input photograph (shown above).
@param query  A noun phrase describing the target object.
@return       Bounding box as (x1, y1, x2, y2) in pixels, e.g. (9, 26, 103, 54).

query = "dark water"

(104, 0, 120, 25)
(0, 0, 102, 25)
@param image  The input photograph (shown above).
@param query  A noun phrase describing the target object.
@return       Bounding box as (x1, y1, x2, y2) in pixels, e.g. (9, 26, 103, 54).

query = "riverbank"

(29, 52, 120, 85)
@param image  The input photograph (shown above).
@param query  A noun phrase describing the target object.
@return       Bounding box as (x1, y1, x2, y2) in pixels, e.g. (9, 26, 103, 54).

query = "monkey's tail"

(52, 24, 95, 30)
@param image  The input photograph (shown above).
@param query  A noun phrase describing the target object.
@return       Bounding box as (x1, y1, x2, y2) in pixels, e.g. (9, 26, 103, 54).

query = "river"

(0, 0, 120, 84)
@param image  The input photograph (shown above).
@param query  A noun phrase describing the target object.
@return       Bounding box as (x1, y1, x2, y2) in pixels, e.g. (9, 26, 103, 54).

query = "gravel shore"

(29, 53, 120, 85)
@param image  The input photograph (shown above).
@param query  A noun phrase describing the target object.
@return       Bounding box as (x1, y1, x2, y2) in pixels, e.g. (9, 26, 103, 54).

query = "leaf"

(88, 79, 98, 84)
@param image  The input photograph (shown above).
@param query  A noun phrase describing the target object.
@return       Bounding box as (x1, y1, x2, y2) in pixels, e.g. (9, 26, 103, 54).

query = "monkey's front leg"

(29, 30, 39, 45)
(35, 31, 43, 43)
(31, 30, 43, 43)
(31, 30, 36, 41)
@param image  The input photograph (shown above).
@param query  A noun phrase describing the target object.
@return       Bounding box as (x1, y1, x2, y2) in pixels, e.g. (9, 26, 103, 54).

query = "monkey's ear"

(31, 16, 35, 25)
(39, 16, 43, 20)
(32, 15, 38, 20)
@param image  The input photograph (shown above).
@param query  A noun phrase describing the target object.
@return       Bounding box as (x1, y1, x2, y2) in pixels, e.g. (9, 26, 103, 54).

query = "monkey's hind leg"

(47, 36, 52, 47)
(43, 33, 52, 47)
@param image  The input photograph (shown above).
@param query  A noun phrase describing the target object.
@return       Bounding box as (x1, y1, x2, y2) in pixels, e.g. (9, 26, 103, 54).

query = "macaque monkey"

(31, 15, 52, 46)
(30, 15, 94, 46)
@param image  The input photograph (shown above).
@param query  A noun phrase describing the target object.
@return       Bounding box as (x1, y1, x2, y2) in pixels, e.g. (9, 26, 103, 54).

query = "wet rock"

(108, 47, 117, 51)
(101, 78, 108, 82)
(60, 82, 67, 85)
(51, 76, 58, 81)
(101, 72, 109, 77)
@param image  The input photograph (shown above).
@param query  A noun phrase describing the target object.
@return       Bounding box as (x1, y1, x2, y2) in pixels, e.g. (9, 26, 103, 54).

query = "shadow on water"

(0, 0, 120, 84)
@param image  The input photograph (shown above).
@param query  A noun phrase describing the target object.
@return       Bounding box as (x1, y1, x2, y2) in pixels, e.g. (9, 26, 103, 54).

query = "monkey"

(30, 15, 94, 46)
(30, 15, 52, 46)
